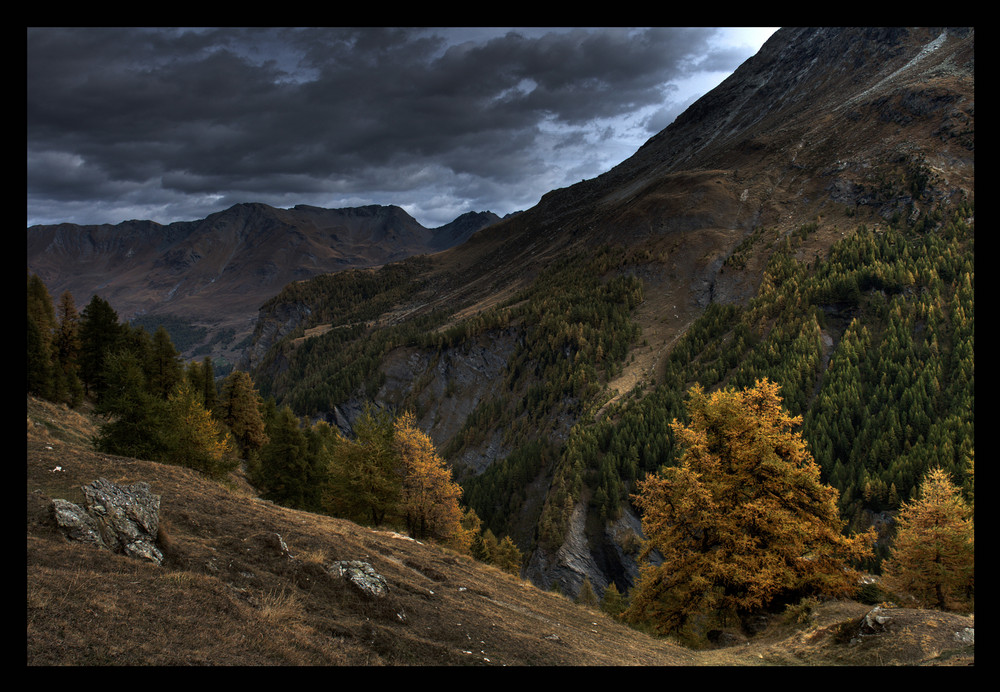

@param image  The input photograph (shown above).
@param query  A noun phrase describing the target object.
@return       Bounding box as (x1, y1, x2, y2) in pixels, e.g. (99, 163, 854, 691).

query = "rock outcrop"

(52, 478, 164, 565)
(328, 560, 390, 599)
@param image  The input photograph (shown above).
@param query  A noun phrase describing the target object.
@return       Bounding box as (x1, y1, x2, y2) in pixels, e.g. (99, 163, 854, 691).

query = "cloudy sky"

(27, 27, 779, 229)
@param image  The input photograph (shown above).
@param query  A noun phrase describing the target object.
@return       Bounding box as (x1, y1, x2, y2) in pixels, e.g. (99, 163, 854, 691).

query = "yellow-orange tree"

(166, 381, 238, 480)
(393, 411, 466, 547)
(879, 466, 974, 610)
(626, 379, 874, 634)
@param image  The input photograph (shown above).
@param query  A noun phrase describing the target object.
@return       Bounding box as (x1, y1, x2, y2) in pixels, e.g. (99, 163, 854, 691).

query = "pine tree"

(218, 370, 268, 460)
(880, 467, 974, 610)
(93, 349, 171, 460)
(626, 379, 875, 635)
(256, 406, 324, 510)
(78, 295, 121, 398)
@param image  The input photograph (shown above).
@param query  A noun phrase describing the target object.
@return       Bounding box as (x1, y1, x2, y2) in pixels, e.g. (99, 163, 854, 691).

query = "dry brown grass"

(27, 395, 974, 666)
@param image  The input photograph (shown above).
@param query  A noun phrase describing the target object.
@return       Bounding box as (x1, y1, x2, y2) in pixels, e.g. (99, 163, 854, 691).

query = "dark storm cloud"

(27, 27, 774, 227)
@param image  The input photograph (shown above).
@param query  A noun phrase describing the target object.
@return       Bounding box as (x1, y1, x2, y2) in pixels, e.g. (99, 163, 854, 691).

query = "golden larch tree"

(626, 379, 874, 634)
(393, 411, 465, 545)
(880, 466, 974, 610)
(167, 381, 238, 479)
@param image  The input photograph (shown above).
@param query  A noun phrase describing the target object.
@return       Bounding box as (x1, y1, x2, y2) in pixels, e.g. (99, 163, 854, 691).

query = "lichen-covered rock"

(954, 627, 974, 645)
(328, 560, 389, 599)
(52, 498, 105, 547)
(859, 605, 893, 635)
(52, 478, 163, 565)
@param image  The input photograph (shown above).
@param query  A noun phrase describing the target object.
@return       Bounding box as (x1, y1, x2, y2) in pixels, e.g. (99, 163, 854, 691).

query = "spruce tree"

(93, 349, 170, 460)
(256, 406, 324, 510)
(78, 295, 121, 398)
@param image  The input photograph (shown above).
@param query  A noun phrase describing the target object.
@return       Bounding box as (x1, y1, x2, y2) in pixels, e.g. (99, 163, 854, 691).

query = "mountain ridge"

(24, 26, 974, 613)
(26, 202, 503, 370)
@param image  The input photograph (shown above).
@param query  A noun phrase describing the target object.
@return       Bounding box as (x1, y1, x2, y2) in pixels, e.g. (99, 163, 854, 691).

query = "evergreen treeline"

(533, 202, 973, 562)
(255, 256, 455, 415)
(27, 275, 241, 477)
(252, 247, 646, 545)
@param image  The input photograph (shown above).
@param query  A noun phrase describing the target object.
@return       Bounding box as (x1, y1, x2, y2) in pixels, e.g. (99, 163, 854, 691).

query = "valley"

(26, 204, 503, 372)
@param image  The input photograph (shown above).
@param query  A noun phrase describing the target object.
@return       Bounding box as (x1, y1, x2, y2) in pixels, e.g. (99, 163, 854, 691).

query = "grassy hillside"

(26, 396, 974, 665)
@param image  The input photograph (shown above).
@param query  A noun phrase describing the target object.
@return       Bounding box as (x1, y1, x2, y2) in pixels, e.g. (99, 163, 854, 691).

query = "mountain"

(242, 28, 974, 598)
(26, 202, 501, 370)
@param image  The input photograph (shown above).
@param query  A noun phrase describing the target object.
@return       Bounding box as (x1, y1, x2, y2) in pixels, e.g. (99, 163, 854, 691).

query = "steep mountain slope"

(243, 27, 973, 600)
(26, 203, 501, 369)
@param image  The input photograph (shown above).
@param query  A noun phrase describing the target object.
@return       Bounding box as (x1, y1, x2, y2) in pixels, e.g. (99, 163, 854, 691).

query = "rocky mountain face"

(243, 27, 973, 598)
(26, 203, 501, 369)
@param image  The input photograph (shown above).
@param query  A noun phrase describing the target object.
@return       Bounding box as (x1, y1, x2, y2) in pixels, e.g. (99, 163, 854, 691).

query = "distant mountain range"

(26, 203, 503, 368)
